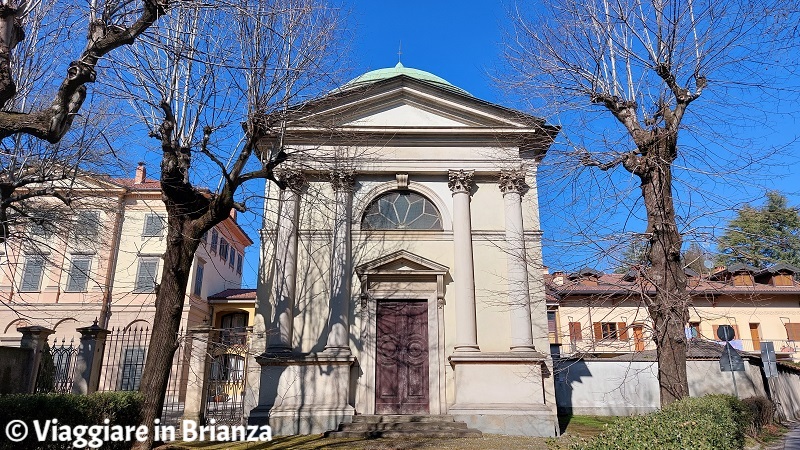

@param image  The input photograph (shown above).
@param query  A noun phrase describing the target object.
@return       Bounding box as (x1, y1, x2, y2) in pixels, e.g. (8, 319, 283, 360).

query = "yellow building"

(548, 264, 800, 361)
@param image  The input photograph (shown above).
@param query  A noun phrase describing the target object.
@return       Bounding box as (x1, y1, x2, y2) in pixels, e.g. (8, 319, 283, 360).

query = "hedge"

(0, 392, 143, 450)
(573, 395, 751, 450)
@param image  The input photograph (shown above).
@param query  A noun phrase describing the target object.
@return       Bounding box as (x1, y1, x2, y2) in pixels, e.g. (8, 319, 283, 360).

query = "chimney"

(229, 208, 237, 223)
(134, 162, 146, 184)
(552, 271, 565, 286)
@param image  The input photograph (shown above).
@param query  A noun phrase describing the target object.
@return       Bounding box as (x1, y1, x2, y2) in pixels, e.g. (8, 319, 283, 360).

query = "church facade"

(249, 64, 560, 436)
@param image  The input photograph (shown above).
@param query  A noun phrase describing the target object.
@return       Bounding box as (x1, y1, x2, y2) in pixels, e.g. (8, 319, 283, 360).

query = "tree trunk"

(134, 214, 199, 450)
(639, 147, 690, 406)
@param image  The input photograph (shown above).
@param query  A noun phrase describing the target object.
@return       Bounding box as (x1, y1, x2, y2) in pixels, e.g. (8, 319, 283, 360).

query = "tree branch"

(0, 0, 169, 143)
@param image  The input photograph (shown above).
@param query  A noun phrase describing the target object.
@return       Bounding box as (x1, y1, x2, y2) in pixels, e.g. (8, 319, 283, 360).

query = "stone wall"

(555, 358, 766, 416)
(0, 347, 33, 394)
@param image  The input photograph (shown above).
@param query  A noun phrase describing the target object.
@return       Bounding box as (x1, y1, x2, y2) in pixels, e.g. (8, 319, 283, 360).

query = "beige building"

(0, 164, 252, 343)
(548, 264, 800, 361)
(249, 64, 560, 436)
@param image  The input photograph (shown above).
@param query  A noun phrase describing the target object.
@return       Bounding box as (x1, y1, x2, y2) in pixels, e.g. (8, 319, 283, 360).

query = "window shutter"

(617, 322, 629, 340)
(135, 259, 158, 292)
(785, 323, 800, 341)
(593, 322, 603, 340)
(569, 322, 582, 341)
(237, 254, 243, 274)
(75, 211, 99, 240)
(210, 230, 218, 253)
(66, 257, 91, 292)
(20, 256, 44, 291)
(193, 264, 204, 296)
(142, 214, 163, 236)
(229, 248, 235, 268)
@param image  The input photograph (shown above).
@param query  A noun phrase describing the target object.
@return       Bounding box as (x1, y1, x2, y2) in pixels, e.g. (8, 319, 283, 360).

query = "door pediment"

(356, 250, 448, 278)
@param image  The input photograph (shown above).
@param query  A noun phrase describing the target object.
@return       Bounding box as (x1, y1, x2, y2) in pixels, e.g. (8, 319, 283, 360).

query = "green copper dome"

(342, 62, 471, 96)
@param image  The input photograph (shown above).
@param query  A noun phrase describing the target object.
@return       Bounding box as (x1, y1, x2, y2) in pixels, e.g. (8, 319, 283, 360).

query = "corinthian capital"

(448, 169, 474, 194)
(330, 170, 355, 193)
(274, 167, 307, 193)
(498, 167, 528, 196)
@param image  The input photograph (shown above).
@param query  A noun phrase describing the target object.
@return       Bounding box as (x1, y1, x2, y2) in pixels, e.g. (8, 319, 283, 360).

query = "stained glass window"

(362, 191, 442, 230)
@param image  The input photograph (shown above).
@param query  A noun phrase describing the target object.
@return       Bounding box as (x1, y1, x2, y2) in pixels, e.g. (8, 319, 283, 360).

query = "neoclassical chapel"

(249, 63, 560, 436)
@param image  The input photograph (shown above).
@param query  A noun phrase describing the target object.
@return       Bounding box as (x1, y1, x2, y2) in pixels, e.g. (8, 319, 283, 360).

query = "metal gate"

(204, 329, 250, 425)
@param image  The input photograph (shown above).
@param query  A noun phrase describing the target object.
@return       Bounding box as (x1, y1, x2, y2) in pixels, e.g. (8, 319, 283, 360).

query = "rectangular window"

(193, 263, 204, 297)
(593, 322, 628, 340)
(219, 238, 229, 263)
(65, 256, 91, 292)
(688, 322, 701, 339)
(142, 214, 164, 237)
(29, 211, 56, 238)
(20, 255, 45, 292)
(134, 258, 159, 293)
(210, 230, 218, 254)
(119, 347, 146, 391)
(568, 322, 583, 341)
(74, 211, 100, 241)
(236, 253, 243, 275)
(547, 311, 557, 333)
(229, 247, 235, 269)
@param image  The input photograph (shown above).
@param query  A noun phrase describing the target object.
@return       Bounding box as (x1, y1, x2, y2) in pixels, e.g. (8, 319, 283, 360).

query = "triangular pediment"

(356, 250, 449, 276)
(294, 76, 544, 129)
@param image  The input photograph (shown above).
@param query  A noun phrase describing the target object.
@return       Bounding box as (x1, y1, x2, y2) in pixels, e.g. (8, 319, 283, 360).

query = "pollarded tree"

(506, 0, 800, 405)
(0, 0, 170, 245)
(109, 1, 344, 447)
(717, 191, 800, 268)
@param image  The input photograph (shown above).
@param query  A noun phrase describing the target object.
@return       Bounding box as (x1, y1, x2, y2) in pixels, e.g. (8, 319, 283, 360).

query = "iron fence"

(35, 337, 79, 393)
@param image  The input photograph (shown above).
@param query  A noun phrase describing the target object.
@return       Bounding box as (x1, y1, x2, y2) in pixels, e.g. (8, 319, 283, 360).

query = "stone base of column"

(251, 351, 355, 435)
(453, 344, 480, 353)
(448, 351, 557, 437)
(510, 345, 537, 352)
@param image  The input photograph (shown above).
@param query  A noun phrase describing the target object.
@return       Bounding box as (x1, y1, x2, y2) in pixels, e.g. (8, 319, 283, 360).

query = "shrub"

(573, 395, 751, 450)
(742, 396, 775, 435)
(0, 391, 143, 450)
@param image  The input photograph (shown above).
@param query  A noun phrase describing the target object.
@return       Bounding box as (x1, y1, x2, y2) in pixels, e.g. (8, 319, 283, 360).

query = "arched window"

(362, 191, 443, 230)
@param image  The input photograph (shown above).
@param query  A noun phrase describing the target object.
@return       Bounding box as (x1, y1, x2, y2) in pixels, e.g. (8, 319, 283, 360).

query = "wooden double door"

(375, 300, 430, 414)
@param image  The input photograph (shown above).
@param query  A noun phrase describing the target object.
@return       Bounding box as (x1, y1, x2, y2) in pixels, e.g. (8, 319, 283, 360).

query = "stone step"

(336, 421, 469, 432)
(326, 429, 483, 439)
(325, 414, 482, 439)
(351, 414, 456, 423)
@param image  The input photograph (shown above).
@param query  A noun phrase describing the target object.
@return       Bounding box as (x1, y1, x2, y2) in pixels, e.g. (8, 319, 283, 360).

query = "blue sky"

(235, 0, 800, 287)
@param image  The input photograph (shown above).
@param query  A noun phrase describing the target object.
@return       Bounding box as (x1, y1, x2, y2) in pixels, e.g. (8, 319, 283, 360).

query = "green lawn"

(160, 416, 615, 450)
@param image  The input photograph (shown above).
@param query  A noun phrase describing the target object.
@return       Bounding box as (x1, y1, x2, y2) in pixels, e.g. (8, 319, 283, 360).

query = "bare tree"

(506, 0, 800, 405)
(108, 1, 343, 446)
(1, 0, 170, 247)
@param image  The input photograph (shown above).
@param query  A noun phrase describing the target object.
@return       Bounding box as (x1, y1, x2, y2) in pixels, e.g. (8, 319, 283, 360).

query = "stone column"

(72, 320, 110, 394)
(448, 169, 480, 352)
(267, 169, 305, 352)
(182, 326, 213, 423)
(325, 170, 355, 354)
(18, 325, 55, 393)
(500, 168, 536, 351)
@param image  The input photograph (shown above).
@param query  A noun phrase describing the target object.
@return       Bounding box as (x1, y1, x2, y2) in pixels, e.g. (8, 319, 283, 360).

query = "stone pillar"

(448, 169, 479, 352)
(267, 169, 305, 352)
(325, 170, 355, 354)
(500, 168, 535, 351)
(72, 320, 110, 394)
(182, 326, 213, 423)
(18, 325, 55, 393)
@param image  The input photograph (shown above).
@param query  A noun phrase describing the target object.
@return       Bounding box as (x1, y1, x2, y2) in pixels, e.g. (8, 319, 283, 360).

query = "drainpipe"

(99, 193, 126, 328)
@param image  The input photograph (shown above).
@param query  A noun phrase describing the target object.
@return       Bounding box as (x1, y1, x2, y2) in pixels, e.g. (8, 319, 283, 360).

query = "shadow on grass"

(558, 415, 617, 437)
